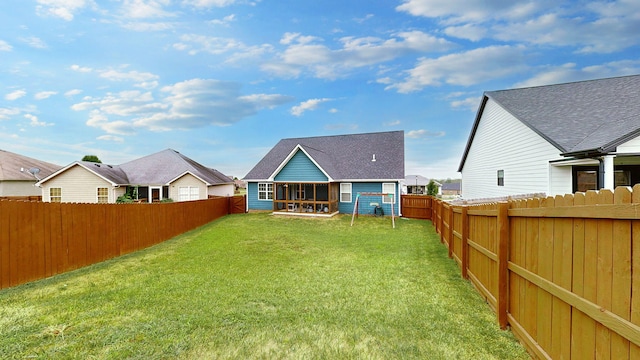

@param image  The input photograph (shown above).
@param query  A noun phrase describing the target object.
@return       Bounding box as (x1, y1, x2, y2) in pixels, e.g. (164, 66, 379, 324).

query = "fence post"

(448, 205, 454, 258)
(461, 206, 469, 279)
(497, 201, 510, 329)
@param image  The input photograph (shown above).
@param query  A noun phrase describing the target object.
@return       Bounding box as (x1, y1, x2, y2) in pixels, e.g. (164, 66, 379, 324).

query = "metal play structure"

(350, 192, 395, 228)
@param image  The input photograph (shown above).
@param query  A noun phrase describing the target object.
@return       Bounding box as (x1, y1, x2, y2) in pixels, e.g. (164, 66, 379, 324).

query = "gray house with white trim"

(243, 131, 404, 216)
(458, 74, 640, 200)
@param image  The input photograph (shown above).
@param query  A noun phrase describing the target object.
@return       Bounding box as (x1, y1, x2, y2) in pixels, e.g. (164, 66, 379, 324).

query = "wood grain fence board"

(0, 202, 6, 288)
(559, 194, 574, 360)
(537, 196, 554, 357)
(508, 200, 522, 331)
(523, 198, 539, 338)
(49, 202, 64, 276)
(33, 201, 48, 280)
(612, 187, 632, 359)
(596, 189, 614, 360)
(631, 185, 640, 359)
(582, 191, 600, 359)
(549, 194, 573, 359)
(571, 192, 590, 360)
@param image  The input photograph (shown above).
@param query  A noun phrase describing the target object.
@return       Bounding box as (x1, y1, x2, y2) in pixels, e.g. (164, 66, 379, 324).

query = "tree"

(427, 180, 439, 196)
(82, 155, 102, 163)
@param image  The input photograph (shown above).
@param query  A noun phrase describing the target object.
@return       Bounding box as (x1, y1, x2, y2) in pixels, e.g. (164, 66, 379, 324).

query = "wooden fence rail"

(0, 196, 246, 291)
(433, 186, 640, 360)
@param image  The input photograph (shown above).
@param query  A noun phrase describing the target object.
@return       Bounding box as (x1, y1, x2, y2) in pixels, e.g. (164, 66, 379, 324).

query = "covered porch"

(273, 182, 339, 216)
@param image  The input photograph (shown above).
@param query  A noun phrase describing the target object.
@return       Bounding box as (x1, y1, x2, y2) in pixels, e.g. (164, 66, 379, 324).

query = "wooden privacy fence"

(433, 187, 640, 360)
(0, 195, 246, 291)
(400, 195, 433, 220)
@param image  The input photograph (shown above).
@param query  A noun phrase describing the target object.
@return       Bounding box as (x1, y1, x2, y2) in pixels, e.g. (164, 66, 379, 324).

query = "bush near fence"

(433, 187, 640, 360)
(0, 196, 246, 291)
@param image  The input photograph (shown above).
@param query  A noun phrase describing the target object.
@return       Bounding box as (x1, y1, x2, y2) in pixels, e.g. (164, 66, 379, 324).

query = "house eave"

(268, 144, 334, 182)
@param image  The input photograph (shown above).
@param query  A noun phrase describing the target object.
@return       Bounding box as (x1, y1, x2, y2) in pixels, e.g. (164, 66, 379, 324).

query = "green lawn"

(0, 213, 530, 359)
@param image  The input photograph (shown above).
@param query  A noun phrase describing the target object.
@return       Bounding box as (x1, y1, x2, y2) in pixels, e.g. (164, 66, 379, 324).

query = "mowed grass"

(0, 213, 530, 359)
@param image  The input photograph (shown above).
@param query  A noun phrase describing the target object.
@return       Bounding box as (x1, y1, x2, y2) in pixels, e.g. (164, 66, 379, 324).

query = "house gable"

(460, 98, 566, 199)
(40, 164, 118, 203)
(273, 148, 329, 182)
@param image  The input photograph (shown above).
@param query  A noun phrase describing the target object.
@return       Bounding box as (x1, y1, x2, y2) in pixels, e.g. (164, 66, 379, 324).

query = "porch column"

(602, 155, 615, 190)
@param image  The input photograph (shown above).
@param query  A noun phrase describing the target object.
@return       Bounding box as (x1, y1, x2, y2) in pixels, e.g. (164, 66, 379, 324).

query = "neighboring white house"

(458, 74, 640, 200)
(0, 149, 61, 199)
(36, 149, 234, 203)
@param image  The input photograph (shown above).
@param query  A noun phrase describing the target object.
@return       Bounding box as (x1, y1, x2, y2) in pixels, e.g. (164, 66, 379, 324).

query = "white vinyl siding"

(340, 183, 352, 202)
(382, 183, 395, 204)
(461, 99, 565, 200)
(616, 135, 640, 153)
(41, 165, 114, 203)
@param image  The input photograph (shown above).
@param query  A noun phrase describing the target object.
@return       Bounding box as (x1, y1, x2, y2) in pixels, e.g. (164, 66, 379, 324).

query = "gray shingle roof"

(120, 149, 232, 185)
(0, 149, 61, 181)
(459, 74, 640, 171)
(244, 131, 405, 181)
(78, 161, 129, 184)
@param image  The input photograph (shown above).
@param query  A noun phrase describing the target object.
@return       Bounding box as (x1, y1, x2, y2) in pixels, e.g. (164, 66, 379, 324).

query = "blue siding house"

(243, 131, 404, 217)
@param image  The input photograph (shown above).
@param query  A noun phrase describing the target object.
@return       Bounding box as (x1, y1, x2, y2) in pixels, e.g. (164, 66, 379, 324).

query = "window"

(258, 183, 273, 200)
(97, 187, 108, 203)
(50, 188, 61, 203)
(497, 170, 504, 186)
(340, 183, 352, 202)
(179, 187, 200, 201)
(382, 183, 396, 204)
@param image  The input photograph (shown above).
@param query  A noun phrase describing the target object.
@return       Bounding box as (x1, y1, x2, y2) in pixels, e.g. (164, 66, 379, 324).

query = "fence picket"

(612, 187, 632, 359)
(596, 190, 614, 360)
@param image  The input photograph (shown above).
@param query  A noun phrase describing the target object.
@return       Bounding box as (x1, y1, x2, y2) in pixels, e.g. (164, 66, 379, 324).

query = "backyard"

(0, 213, 529, 359)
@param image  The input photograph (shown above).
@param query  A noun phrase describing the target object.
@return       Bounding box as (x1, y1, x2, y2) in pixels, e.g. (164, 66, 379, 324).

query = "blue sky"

(2, 0, 639, 180)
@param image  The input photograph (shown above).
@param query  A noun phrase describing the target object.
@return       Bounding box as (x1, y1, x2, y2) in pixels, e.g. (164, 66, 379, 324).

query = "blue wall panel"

(338, 182, 399, 216)
(247, 182, 273, 210)
(274, 150, 328, 182)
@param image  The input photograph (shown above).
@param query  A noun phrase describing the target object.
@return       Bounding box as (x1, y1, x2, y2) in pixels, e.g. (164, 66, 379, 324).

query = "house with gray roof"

(36, 149, 234, 203)
(402, 175, 441, 195)
(0, 149, 61, 199)
(458, 74, 640, 200)
(243, 131, 404, 216)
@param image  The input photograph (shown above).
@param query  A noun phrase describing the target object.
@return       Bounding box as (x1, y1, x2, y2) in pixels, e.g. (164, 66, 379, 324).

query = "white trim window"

(97, 187, 109, 203)
(179, 186, 200, 201)
(382, 183, 396, 204)
(258, 182, 273, 200)
(340, 183, 352, 202)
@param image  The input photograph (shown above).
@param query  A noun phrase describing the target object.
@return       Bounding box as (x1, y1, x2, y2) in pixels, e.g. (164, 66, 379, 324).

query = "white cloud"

(0, 40, 12, 51)
(20, 36, 48, 49)
(99, 69, 159, 83)
(73, 78, 293, 133)
(406, 129, 445, 139)
(120, 21, 175, 31)
(396, 0, 544, 23)
(0, 107, 21, 120)
(444, 24, 487, 41)
(65, 89, 83, 97)
(120, 0, 175, 19)
(290, 98, 332, 116)
(71, 64, 93, 72)
(182, 0, 238, 8)
(35, 91, 58, 100)
(25, 114, 54, 127)
(514, 60, 640, 88)
(97, 135, 125, 142)
(5, 90, 27, 101)
(264, 31, 453, 80)
(388, 45, 527, 93)
(36, 0, 90, 21)
(450, 96, 482, 111)
(210, 14, 236, 26)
